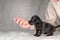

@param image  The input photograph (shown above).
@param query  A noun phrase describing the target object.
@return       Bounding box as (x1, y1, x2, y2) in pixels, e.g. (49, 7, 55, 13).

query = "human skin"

(14, 17, 31, 29)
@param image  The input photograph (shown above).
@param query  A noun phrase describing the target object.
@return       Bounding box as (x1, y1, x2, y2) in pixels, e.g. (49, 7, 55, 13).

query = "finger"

(22, 21, 30, 28)
(19, 20, 25, 27)
(14, 17, 20, 22)
(16, 18, 25, 24)
(16, 18, 22, 24)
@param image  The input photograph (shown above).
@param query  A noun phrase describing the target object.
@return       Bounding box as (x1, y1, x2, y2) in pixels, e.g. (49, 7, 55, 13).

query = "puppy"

(29, 15, 60, 37)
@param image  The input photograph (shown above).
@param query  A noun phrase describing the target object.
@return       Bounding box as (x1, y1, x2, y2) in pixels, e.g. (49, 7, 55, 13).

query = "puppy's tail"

(55, 25, 60, 28)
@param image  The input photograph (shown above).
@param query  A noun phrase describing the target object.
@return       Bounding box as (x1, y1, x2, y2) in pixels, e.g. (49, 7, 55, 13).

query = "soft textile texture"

(45, 0, 60, 25)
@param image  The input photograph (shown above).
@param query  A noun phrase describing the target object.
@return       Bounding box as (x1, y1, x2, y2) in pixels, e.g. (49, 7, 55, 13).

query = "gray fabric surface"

(0, 31, 60, 40)
(0, 0, 49, 31)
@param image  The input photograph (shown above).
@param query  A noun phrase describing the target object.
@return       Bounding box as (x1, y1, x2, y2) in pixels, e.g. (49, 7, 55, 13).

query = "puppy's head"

(29, 15, 42, 25)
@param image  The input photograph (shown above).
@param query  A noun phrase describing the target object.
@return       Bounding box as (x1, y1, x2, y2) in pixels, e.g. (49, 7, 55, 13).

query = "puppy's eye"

(31, 20, 34, 22)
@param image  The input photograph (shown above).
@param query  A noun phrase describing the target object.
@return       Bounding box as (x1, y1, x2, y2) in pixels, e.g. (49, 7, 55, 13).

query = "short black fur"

(29, 15, 60, 37)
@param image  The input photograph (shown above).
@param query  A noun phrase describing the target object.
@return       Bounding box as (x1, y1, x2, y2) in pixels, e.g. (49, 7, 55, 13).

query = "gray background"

(0, 0, 49, 31)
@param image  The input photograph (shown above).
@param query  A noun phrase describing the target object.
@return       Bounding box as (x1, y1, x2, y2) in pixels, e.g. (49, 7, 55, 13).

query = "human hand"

(14, 17, 31, 29)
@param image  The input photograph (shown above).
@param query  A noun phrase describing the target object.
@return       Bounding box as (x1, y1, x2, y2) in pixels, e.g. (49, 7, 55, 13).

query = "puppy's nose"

(29, 21, 32, 25)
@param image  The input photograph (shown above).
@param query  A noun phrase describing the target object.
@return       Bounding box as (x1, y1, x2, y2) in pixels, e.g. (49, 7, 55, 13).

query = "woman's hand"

(14, 17, 31, 29)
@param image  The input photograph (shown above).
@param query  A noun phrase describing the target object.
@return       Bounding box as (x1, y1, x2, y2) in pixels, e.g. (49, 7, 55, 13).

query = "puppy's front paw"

(34, 34, 37, 36)
(34, 34, 40, 37)
(44, 32, 47, 34)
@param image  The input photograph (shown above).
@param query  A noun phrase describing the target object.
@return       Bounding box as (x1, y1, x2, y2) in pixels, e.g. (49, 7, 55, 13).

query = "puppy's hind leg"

(47, 30, 54, 36)
(47, 32, 53, 36)
(47, 28, 55, 36)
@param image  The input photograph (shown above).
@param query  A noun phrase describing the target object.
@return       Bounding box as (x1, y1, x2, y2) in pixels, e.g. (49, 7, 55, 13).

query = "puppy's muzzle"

(29, 20, 34, 25)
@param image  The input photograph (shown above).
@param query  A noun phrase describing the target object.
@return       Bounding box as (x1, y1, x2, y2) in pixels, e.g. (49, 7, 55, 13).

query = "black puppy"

(29, 15, 60, 37)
